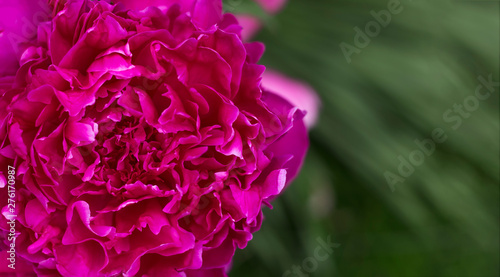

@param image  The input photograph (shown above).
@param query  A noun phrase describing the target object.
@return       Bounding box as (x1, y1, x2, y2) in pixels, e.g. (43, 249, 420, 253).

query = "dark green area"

(229, 0, 499, 276)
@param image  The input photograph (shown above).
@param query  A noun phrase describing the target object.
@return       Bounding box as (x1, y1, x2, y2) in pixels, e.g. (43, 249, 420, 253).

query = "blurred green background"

(228, 0, 499, 276)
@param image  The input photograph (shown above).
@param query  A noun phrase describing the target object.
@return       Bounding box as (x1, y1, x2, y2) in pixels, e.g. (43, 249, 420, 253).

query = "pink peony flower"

(0, 0, 308, 276)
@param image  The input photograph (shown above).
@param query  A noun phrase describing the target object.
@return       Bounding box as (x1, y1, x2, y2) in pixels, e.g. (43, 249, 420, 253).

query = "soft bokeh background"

(229, 0, 499, 276)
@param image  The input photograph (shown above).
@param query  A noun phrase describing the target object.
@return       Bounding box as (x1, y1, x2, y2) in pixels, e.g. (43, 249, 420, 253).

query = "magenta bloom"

(0, 0, 308, 276)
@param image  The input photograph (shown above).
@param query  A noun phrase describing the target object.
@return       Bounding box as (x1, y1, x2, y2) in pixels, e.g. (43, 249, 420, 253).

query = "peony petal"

(65, 119, 98, 145)
(264, 112, 308, 183)
(261, 70, 321, 129)
(235, 15, 262, 42)
(191, 0, 223, 29)
(0, 0, 51, 76)
(54, 240, 108, 277)
(8, 122, 28, 158)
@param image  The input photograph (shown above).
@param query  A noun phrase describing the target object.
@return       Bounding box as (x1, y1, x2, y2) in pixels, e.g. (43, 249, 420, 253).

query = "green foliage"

(230, 0, 499, 276)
